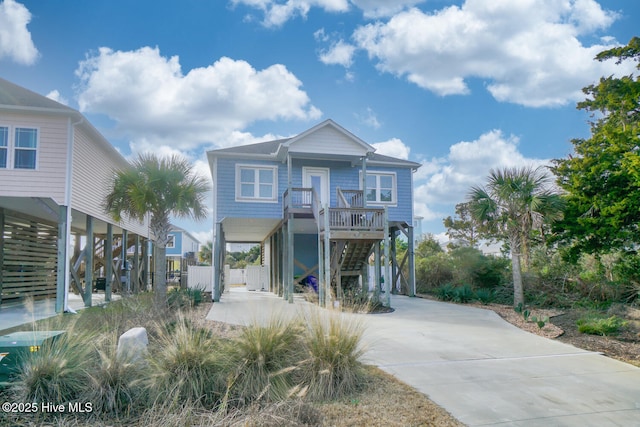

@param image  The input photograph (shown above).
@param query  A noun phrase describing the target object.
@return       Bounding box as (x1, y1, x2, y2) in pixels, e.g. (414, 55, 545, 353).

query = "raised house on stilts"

(207, 119, 420, 306)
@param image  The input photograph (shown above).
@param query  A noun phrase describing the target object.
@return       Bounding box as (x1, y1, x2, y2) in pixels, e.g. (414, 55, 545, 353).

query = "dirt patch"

(469, 301, 640, 367)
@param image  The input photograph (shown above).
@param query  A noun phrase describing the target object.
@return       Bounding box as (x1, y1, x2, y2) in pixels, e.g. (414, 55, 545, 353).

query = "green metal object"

(0, 331, 66, 385)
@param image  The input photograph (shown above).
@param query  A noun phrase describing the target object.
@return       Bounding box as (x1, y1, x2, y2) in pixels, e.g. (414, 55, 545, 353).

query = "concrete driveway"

(206, 288, 640, 426)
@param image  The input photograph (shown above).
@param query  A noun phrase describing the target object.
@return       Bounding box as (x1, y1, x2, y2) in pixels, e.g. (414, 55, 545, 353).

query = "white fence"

(246, 265, 268, 291)
(187, 266, 212, 292)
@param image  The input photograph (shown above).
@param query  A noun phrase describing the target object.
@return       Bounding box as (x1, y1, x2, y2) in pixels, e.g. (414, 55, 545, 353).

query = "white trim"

(0, 124, 40, 170)
(360, 170, 397, 207)
(235, 163, 278, 203)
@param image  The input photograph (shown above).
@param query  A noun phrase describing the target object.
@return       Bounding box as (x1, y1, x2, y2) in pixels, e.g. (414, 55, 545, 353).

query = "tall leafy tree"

(552, 37, 640, 260)
(105, 153, 209, 305)
(468, 167, 564, 307)
(443, 201, 482, 248)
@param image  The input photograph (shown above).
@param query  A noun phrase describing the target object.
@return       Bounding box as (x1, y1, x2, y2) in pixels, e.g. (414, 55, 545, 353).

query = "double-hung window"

(0, 127, 7, 168)
(364, 172, 396, 205)
(0, 125, 38, 170)
(236, 165, 278, 202)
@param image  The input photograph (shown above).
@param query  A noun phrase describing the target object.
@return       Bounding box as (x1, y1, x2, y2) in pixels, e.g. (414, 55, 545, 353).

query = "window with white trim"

(236, 165, 278, 202)
(0, 127, 7, 169)
(167, 235, 176, 249)
(0, 126, 38, 170)
(364, 172, 396, 204)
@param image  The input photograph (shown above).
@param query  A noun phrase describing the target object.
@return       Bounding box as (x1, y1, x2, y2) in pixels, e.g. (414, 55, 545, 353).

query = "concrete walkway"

(0, 293, 116, 332)
(206, 288, 640, 427)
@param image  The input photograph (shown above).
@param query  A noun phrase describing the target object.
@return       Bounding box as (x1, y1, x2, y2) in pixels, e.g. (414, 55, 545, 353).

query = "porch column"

(323, 206, 330, 307)
(122, 229, 129, 293)
(287, 214, 294, 303)
(374, 242, 381, 294)
(212, 222, 222, 302)
(317, 229, 324, 306)
(56, 205, 69, 313)
(84, 215, 94, 307)
(390, 230, 397, 294)
(408, 226, 416, 297)
(133, 234, 140, 293)
(283, 221, 289, 300)
(361, 155, 367, 208)
(105, 224, 113, 302)
(383, 208, 391, 308)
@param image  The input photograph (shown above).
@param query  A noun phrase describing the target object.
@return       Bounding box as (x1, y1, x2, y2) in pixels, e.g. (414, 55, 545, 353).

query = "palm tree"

(199, 240, 213, 265)
(105, 153, 209, 305)
(468, 167, 564, 307)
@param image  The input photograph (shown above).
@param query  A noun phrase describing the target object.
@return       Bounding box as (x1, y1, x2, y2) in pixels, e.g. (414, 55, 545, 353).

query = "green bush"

(474, 288, 495, 304)
(576, 315, 627, 336)
(452, 284, 475, 303)
(416, 253, 454, 292)
(434, 284, 456, 301)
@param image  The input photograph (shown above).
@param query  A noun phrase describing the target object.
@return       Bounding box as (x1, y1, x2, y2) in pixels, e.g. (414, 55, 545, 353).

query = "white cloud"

(356, 107, 380, 129)
(352, 0, 633, 107)
(190, 229, 213, 245)
(350, 0, 425, 18)
(75, 46, 321, 150)
(0, 0, 38, 65)
(413, 129, 549, 221)
(318, 39, 356, 67)
(45, 90, 68, 106)
(372, 137, 409, 159)
(231, 0, 349, 27)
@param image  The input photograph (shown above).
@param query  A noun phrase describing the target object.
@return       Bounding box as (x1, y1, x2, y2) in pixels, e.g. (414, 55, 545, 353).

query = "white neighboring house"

(0, 78, 151, 311)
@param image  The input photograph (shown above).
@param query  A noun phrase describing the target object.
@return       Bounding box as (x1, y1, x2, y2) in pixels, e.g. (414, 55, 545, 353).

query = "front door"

(303, 167, 330, 207)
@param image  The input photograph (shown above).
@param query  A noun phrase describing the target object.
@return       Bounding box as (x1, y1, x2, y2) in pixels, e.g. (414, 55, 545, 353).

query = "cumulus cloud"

(0, 0, 38, 65)
(231, 0, 349, 27)
(318, 39, 356, 67)
(45, 90, 68, 106)
(350, 0, 425, 18)
(356, 107, 380, 129)
(353, 0, 632, 107)
(75, 46, 321, 150)
(372, 138, 410, 159)
(413, 129, 550, 221)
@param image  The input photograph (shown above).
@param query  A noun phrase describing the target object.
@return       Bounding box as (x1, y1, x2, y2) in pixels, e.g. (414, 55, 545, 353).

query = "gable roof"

(0, 77, 77, 114)
(0, 78, 127, 167)
(207, 119, 421, 169)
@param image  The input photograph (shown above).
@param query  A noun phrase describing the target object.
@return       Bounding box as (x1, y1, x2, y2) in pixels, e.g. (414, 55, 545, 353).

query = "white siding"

(289, 126, 368, 157)
(0, 112, 67, 204)
(71, 127, 149, 236)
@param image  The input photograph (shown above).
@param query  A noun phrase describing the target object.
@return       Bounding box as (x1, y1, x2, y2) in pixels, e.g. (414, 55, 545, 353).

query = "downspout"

(64, 117, 83, 312)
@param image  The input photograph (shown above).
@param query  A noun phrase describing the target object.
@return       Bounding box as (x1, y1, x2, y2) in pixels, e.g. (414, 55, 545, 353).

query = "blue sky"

(1, 0, 638, 245)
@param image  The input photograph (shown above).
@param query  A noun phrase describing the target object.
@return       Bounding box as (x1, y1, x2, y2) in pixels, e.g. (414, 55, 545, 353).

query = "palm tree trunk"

(154, 243, 167, 306)
(510, 235, 524, 308)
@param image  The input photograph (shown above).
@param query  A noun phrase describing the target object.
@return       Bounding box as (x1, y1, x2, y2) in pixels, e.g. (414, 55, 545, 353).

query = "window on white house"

(236, 165, 277, 201)
(14, 128, 38, 169)
(0, 127, 7, 168)
(365, 172, 396, 204)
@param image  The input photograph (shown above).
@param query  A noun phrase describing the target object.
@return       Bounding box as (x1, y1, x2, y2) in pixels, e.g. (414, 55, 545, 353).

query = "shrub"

(229, 317, 302, 404)
(168, 288, 203, 309)
(146, 315, 226, 409)
(434, 284, 456, 301)
(82, 334, 146, 417)
(11, 328, 94, 405)
(576, 315, 627, 336)
(474, 288, 495, 304)
(452, 284, 474, 303)
(297, 312, 366, 400)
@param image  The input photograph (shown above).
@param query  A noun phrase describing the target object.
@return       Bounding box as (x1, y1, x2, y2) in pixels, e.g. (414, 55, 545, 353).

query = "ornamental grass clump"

(229, 316, 303, 404)
(82, 333, 146, 417)
(146, 315, 227, 409)
(297, 312, 366, 400)
(11, 327, 94, 406)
